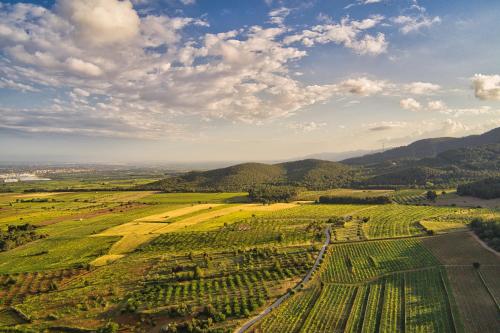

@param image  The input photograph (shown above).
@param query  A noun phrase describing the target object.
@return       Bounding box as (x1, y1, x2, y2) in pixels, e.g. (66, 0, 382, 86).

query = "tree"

(426, 190, 437, 202)
(98, 322, 119, 333)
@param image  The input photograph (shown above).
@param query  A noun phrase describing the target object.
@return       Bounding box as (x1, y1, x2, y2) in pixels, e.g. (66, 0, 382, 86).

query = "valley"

(0, 188, 498, 332)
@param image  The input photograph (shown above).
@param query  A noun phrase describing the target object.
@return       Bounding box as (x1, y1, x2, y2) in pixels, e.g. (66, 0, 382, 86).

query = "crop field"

(422, 231, 500, 265)
(445, 266, 499, 332)
(422, 231, 500, 332)
(258, 269, 456, 333)
(419, 220, 467, 233)
(390, 190, 428, 205)
(321, 238, 438, 283)
(297, 189, 394, 202)
(145, 217, 324, 253)
(134, 203, 225, 222)
(0, 268, 86, 306)
(0, 190, 499, 332)
(263, 204, 373, 219)
(258, 283, 321, 332)
(359, 205, 467, 238)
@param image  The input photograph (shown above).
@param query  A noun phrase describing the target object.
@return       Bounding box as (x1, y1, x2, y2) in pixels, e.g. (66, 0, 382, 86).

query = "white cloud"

(0, 78, 38, 92)
(381, 119, 486, 147)
(284, 16, 388, 56)
(440, 118, 470, 135)
(65, 57, 103, 77)
(268, 7, 290, 26)
(0, 2, 404, 139)
(366, 121, 407, 131)
(73, 88, 90, 97)
(399, 97, 498, 116)
(400, 98, 421, 111)
(180, 0, 196, 5)
(392, 14, 441, 34)
(338, 77, 388, 96)
(472, 74, 500, 101)
(427, 100, 446, 111)
(57, 0, 140, 46)
(404, 82, 440, 95)
(287, 121, 327, 132)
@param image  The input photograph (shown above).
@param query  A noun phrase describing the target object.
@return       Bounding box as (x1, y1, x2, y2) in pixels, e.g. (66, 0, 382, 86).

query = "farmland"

(0, 189, 499, 332)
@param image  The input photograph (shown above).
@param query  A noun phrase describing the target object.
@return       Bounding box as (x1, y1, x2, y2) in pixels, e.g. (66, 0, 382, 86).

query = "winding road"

(235, 225, 331, 333)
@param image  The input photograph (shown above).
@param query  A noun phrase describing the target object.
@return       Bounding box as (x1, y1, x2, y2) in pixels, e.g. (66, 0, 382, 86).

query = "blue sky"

(1, 0, 499, 163)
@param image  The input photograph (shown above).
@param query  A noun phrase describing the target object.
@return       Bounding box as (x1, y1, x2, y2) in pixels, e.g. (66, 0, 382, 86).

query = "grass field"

(0, 190, 499, 332)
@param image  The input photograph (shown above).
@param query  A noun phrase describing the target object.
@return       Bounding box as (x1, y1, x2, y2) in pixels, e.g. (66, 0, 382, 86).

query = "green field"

(0, 190, 499, 332)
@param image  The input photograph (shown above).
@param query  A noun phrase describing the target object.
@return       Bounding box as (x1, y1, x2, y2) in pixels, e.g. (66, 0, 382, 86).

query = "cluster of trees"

(470, 218, 500, 251)
(457, 177, 500, 199)
(160, 317, 228, 333)
(0, 223, 46, 252)
(16, 198, 51, 203)
(426, 190, 438, 201)
(248, 185, 300, 203)
(318, 195, 392, 205)
(327, 216, 353, 227)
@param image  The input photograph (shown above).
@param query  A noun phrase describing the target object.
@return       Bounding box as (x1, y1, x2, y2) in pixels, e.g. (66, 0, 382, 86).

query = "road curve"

(235, 226, 331, 333)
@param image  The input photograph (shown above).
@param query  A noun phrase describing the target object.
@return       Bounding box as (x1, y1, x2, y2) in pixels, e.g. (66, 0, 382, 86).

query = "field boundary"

(477, 270, 500, 311)
(439, 270, 459, 333)
(469, 231, 500, 257)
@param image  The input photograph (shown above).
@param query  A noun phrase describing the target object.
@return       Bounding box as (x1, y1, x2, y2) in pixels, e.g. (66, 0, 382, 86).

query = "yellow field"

(13, 192, 66, 198)
(90, 254, 125, 266)
(96, 222, 167, 236)
(134, 203, 223, 222)
(420, 220, 467, 234)
(90, 202, 298, 265)
(152, 203, 297, 233)
(108, 234, 157, 255)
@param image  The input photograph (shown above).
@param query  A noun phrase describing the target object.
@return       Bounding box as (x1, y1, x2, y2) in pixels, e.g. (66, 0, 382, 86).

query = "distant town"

(0, 173, 51, 183)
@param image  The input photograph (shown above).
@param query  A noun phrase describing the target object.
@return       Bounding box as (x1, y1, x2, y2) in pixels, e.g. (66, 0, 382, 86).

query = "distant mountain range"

(300, 149, 381, 162)
(144, 127, 500, 190)
(343, 127, 500, 165)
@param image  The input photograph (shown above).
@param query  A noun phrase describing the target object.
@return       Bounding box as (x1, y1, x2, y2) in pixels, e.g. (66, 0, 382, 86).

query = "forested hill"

(457, 177, 500, 199)
(362, 143, 500, 186)
(343, 127, 500, 165)
(142, 159, 355, 191)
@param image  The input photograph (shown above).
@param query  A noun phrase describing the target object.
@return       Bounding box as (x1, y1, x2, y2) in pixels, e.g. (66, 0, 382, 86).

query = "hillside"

(344, 127, 500, 165)
(457, 177, 500, 199)
(142, 159, 355, 191)
(362, 143, 500, 186)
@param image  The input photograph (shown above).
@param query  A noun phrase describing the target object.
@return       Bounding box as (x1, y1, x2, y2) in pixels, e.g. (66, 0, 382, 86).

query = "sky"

(1, 0, 500, 164)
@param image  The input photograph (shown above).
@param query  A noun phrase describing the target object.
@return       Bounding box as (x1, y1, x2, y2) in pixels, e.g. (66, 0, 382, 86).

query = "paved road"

(235, 226, 331, 333)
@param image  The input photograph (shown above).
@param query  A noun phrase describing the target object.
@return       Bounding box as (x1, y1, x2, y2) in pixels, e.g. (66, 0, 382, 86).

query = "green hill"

(362, 144, 500, 186)
(142, 159, 355, 192)
(344, 127, 500, 165)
